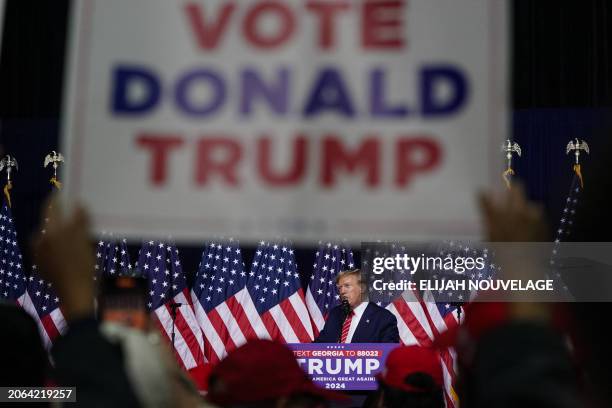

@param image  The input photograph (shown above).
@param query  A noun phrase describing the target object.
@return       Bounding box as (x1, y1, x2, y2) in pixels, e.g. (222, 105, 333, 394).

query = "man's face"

(337, 274, 362, 308)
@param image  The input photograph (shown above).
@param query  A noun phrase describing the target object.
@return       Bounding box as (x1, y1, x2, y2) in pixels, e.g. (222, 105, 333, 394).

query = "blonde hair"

(335, 269, 363, 286)
(335, 269, 367, 300)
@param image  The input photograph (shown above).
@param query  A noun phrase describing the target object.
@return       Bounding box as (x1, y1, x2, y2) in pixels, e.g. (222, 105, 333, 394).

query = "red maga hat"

(207, 339, 347, 406)
(376, 345, 444, 393)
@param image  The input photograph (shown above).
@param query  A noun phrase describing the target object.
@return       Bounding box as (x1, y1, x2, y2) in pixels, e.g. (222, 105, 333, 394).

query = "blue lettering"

(175, 69, 225, 116)
(421, 65, 468, 116)
(241, 67, 290, 116)
(370, 68, 410, 118)
(303, 68, 355, 117)
(111, 65, 160, 115)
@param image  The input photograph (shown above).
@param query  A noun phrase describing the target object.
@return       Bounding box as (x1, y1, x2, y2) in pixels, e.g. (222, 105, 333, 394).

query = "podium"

(287, 343, 399, 391)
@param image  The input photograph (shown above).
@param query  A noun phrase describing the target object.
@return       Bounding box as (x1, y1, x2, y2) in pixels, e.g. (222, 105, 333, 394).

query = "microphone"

(341, 297, 351, 317)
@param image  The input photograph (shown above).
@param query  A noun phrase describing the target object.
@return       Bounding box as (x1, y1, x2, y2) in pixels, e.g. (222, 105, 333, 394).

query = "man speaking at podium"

(314, 269, 400, 343)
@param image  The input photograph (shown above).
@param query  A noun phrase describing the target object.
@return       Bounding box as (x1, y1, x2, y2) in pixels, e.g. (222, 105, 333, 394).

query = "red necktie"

(340, 311, 355, 343)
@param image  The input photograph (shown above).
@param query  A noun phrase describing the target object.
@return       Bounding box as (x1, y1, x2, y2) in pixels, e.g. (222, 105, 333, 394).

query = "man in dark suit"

(314, 269, 400, 343)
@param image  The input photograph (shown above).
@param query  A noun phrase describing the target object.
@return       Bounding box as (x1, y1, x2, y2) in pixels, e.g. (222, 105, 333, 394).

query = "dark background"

(0, 0, 609, 282)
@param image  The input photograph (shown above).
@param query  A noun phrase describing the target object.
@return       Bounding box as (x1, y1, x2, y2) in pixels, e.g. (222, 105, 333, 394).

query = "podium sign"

(287, 343, 399, 391)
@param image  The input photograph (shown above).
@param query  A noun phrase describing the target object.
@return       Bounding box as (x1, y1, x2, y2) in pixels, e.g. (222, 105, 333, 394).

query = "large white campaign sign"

(62, 0, 507, 243)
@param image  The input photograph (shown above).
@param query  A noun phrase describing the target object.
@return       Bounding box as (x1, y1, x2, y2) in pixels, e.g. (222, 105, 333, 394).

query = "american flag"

(305, 242, 354, 337)
(421, 291, 460, 408)
(21, 266, 67, 349)
(247, 241, 313, 343)
(19, 168, 68, 349)
(554, 179, 581, 243)
(422, 242, 494, 408)
(191, 239, 269, 363)
(0, 200, 27, 304)
(548, 174, 582, 295)
(95, 237, 135, 278)
(135, 240, 207, 376)
(0, 198, 66, 349)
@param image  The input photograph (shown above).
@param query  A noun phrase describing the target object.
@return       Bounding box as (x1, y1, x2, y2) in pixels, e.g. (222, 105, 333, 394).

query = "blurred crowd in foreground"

(1, 140, 611, 408)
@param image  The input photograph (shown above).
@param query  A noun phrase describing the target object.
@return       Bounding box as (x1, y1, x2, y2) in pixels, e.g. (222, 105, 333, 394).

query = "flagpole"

(167, 241, 182, 355)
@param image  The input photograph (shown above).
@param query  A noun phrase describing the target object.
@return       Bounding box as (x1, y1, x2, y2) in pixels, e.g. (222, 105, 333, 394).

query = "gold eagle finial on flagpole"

(566, 139, 589, 188)
(0, 155, 18, 207)
(44, 150, 65, 190)
(501, 139, 521, 189)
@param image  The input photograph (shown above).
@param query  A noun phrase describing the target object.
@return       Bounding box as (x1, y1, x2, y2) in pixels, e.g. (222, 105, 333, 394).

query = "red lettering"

(196, 138, 242, 186)
(257, 136, 307, 185)
(136, 133, 440, 189)
(136, 134, 184, 186)
(306, 1, 350, 49)
(395, 137, 441, 187)
(243, 1, 295, 48)
(321, 137, 380, 187)
(362, 0, 405, 49)
(184, 2, 236, 50)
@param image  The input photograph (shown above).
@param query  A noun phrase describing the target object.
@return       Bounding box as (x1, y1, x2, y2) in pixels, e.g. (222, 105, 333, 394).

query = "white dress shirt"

(346, 302, 368, 343)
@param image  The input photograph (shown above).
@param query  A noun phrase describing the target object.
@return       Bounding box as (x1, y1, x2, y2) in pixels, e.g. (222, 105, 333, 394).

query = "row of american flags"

(0, 191, 474, 406)
(0, 168, 582, 407)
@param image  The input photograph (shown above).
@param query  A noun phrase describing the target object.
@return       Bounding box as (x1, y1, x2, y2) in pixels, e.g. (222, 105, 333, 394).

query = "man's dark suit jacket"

(314, 302, 400, 343)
